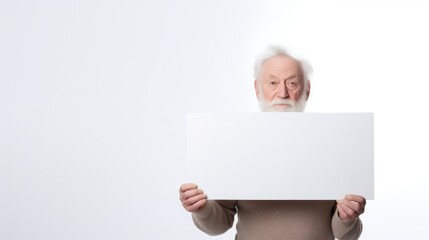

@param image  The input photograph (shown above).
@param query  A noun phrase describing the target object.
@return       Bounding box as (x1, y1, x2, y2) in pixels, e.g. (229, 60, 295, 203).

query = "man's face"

(255, 55, 308, 112)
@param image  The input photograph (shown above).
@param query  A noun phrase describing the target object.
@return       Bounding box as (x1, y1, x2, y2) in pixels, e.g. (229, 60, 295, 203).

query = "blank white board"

(187, 113, 374, 200)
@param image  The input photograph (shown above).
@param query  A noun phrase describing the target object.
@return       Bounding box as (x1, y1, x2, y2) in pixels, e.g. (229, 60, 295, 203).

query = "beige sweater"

(192, 200, 362, 240)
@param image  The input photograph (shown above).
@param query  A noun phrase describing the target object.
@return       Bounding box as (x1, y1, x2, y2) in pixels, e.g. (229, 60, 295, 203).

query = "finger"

(183, 193, 207, 210)
(180, 188, 203, 201)
(185, 198, 207, 213)
(180, 183, 198, 193)
(336, 203, 350, 221)
(338, 201, 360, 219)
(343, 200, 365, 214)
(183, 192, 207, 207)
(337, 203, 356, 221)
(345, 194, 366, 205)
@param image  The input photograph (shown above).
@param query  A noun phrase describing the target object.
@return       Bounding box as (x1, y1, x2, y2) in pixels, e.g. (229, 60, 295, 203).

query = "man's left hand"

(336, 194, 366, 221)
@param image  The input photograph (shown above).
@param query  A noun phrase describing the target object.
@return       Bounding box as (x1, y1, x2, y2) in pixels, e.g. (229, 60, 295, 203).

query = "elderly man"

(179, 47, 366, 240)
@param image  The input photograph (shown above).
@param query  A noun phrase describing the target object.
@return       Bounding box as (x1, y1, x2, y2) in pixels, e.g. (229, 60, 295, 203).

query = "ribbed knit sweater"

(192, 200, 362, 240)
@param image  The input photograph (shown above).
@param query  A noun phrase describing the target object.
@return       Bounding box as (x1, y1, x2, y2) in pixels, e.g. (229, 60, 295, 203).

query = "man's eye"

(287, 81, 297, 88)
(269, 81, 276, 85)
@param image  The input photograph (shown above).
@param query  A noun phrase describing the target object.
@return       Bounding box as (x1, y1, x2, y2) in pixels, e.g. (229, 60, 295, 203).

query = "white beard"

(258, 90, 307, 112)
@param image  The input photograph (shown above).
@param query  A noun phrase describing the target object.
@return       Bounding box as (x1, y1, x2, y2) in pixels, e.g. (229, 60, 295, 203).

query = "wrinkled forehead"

(261, 55, 302, 80)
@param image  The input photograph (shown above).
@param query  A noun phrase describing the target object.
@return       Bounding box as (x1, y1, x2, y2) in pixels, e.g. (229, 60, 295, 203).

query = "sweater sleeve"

(331, 209, 363, 240)
(192, 200, 237, 236)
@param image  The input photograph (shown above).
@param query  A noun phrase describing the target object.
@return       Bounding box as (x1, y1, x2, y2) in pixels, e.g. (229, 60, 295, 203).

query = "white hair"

(254, 46, 313, 86)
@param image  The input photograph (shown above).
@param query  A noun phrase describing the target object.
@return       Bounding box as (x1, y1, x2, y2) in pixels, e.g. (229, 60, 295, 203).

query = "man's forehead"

(268, 73, 298, 80)
(263, 56, 300, 78)
(264, 55, 299, 70)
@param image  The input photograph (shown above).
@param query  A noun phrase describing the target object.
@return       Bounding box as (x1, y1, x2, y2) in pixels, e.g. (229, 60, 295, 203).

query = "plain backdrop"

(1, 0, 428, 239)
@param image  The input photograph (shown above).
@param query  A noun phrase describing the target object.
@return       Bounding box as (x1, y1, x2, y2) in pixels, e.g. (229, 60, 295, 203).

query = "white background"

(1, 0, 428, 239)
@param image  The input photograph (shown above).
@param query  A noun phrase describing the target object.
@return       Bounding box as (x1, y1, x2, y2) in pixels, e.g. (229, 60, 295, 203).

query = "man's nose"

(277, 83, 289, 99)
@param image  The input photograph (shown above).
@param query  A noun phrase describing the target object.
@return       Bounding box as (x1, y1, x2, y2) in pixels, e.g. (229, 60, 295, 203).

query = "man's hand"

(179, 183, 208, 213)
(336, 194, 366, 221)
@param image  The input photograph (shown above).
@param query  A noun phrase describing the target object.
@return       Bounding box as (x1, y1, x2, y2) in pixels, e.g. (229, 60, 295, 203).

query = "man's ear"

(254, 80, 260, 99)
(306, 80, 311, 100)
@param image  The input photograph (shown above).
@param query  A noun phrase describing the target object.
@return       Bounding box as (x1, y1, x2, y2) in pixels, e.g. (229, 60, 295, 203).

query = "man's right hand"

(179, 183, 208, 213)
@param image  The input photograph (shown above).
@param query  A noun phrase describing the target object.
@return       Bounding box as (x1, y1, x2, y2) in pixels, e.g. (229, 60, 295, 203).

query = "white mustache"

(270, 99, 295, 106)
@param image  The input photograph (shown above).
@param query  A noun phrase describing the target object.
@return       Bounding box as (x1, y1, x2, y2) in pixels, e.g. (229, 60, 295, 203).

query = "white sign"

(187, 113, 374, 200)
